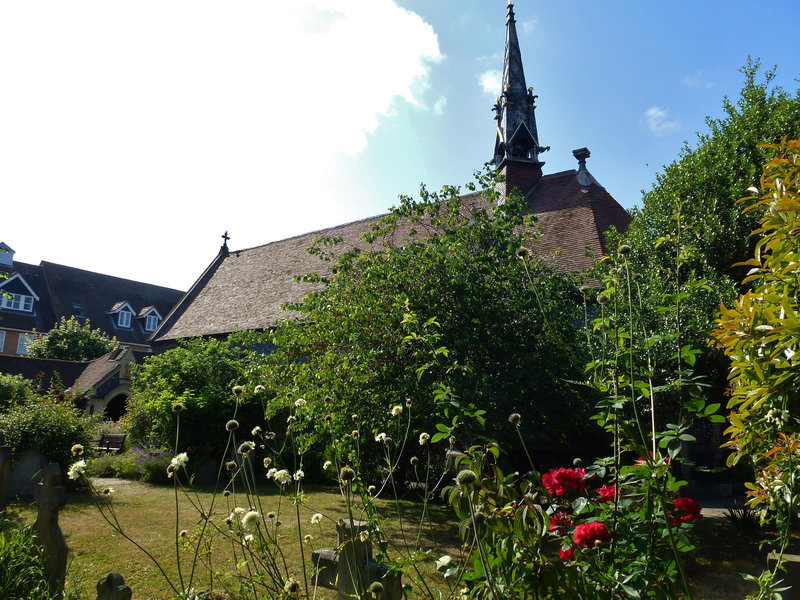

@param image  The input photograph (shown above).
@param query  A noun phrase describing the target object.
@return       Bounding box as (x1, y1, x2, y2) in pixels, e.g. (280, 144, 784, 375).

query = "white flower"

(170, 452, 189, 469)
(435, 555, 452, 570)
(287, 415, 296, 424)
(266, 467, 277, 479)
(359, 530, 369, 542)
(242, 510, 261, 529)
(251, 426, 262, 436)
(294, 398, 307, 407)
(293, 469, 304, 481)
(391, 405, 403, 417)
(67, 460, 86, 480)
(311, 513, 323, 525)
(274, 469, 292, 485)
(233, 507, 247, 516)
(244, 534, 254, 545)
(323, 460, 333, 471)
(375, 432, 387, 443)
(419, 432, 430, 445)
(263, 457, 272, 469)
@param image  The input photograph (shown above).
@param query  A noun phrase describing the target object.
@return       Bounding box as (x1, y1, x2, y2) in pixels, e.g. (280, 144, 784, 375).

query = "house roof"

(38, 261, 184, 346)
(72, 346, 130, 394)
(152, 171, 630, 343)
(0, 260, 57, 333)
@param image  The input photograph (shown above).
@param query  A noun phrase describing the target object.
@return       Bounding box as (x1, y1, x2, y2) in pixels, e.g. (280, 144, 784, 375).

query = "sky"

(2, 0, 799, 291)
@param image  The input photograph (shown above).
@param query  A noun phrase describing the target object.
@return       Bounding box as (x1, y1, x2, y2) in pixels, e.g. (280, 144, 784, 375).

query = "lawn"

(6, 479, 787, 600)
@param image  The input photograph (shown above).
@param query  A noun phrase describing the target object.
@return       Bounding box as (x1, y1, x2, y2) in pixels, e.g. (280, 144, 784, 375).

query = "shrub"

(0, 396, 97, 472)
(0, 373, 35, 412)
(131, 447, 171, 484)
(0, 517, 52, 600)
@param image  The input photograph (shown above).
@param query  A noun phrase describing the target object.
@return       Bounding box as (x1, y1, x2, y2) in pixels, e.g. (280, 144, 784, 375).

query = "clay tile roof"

(525, 170, 631, 273)
(73, 347, 128, 393)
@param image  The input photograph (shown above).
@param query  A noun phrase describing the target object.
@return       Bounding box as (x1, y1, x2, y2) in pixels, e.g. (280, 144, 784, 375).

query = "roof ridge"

(39, 261, 183, 293)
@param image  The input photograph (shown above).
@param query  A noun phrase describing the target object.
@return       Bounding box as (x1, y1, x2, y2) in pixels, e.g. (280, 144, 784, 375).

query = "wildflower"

(286, 415, 296, 424)
(237, 441, 255, 455)
(596, 484, 616, 503)
(351, 430, 359, 438)
(405, 398, 413, 408)
(285, 391, 294, 400)
(455, 469, 477, 487)
(226, 419, 239, 431)
(252, 426, 262, 436)
(435, 555, 452, 570)
(339, 466, 356, 483)
(232, 385, 243, 396)
(448, 436, 456, 446)
(166, 464, 176, 478)
(368, 485, 377, 495)
(263, 457, 272, 469)
(671, 497, 703, 526)
(226, 461, 237, 472)
(242, 510, 261, 529)
(254, 385, 265, 395)
(515, 247, 530, 259)
(375, 432, 387, 443)
(632, 272, 642, 281)
(243, 534, 254, 545)
(618, 244, 631, 256)
(573, 457, 583, 467)
(171, 452, 189, 469)
(541, 468, 586, 497)
(67, 460, 86, 479)
(265, 431, 276, 440)
(391, 405, 403, 417)
(71, 444, 84, 457)
(293, 469, 304, 481)
(368, 581, 383, 595)
(573, 521, 610, 547)
(283, 578, 300, 596)
(267, 511, 276, 519)
(419, 432, 430, 445)
(223, 490, 231, 497)
(103, 487, 114, 495)
(508, 412, 521, 426)
(596, 293, 609, 305)
(294, 398, 307, 407)
(266, 467, 277, 479)
(274, 469, 292, 485)
(172, 402, 184, 413)
(410, 456, 419, 466)
(766, 408, 790, 425)
(304, 534, 313, 544)
(233, 507, 246, 516)
(578, 285, 590, 294)
(324, 395, 332, 403)
(359, 530, 369, 542)
(323, 460, 333, 471)
(351, 414, 359, 422)
(311, 513, 323, 525)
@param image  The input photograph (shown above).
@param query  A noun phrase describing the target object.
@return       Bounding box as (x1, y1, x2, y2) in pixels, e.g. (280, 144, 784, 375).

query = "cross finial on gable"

(220, 231, 230, 256)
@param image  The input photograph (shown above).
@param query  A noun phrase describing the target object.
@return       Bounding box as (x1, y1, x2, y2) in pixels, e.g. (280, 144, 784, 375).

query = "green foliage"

(598, 60, 800, 407)
(0, 373, 35, 411)
(27, 316, 117, 361)
(0, 518, 52, 600)
(125, 337, 253, 454)
(0, 396, 97, 471)
(248, 169, 598, 476)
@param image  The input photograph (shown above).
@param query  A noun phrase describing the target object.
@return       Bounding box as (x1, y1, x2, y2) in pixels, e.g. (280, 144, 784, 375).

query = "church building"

(150, 3, 631, 348)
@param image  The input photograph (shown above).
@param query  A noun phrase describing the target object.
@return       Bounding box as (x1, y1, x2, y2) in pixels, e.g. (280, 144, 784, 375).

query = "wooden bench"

(92, 433, 127, 454)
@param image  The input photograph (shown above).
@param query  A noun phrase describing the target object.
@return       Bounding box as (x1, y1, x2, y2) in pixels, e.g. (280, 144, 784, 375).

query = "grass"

(7, 477, 462, 600)
(7, 480, 796, 600)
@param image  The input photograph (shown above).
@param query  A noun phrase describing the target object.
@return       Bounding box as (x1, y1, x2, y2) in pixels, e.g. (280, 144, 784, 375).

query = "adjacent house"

(0, 243, 184, 356)
(150, 3, 630, 348)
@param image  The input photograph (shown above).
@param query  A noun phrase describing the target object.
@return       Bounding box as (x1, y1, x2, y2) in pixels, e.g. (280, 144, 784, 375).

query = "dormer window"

(145, 314, 159, 331)
(138, 306, 162, 332)
(1, 293, 34, 312)
(118, 310, 132, 328)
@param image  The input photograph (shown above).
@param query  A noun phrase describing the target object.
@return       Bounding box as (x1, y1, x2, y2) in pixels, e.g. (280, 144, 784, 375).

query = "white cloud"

(681, 70, 716, 89)
(479, 69, 503, 96)
(642, 106, 680, 137)
(520, 18, 538, 35)
(433, 96, 448, 115)
(0, 0, 442, 287)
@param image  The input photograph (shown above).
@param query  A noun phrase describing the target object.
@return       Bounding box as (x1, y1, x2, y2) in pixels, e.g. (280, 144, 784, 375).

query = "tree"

(246, 170, 602, 476)
(0, 373, 35, 411)
(27, 316, 117, 361)
(596, 60, 800, 407)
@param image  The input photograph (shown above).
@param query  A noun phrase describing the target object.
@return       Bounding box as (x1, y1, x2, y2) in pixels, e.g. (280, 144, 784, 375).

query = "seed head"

(618, 244, 631, 256)
(508, 413, 521, 426)
(226, 419, 239, 431)
(339, 466, 356, 482)
(172, 402, 185, 413)
(456, 469, 478, 487)
(232, 385, 244, 396)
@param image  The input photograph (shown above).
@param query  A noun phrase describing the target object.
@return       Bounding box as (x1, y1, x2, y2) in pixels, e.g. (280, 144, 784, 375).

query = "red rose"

(573, 521, 610, 547)
(671, 497, 702, 526)
(596, 484, 615, 502)
(542, 468, 587, 496)
(549, 511, 572, 535)
(559, 545, 575, 561)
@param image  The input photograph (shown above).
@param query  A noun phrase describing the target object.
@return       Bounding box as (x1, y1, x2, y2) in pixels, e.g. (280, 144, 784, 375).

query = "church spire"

(492, 2, 548, 196)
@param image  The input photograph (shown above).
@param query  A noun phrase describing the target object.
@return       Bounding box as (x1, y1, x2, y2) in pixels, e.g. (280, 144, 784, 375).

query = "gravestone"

(0, 446, 12, 508)
(96, 572, 132, 600)
(8, 448, 48, 496)
(34, 462, 68, 599)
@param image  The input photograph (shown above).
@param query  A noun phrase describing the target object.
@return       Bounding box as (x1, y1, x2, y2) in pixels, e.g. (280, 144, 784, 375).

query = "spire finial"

(220, 231, 230, 255)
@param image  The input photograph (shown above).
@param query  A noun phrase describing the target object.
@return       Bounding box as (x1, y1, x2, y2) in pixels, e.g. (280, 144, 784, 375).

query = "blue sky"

(2, 1, 799, 290)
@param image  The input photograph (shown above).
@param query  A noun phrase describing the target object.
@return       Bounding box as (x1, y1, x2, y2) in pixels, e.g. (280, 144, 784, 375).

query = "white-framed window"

(0, 331, 5, 353)
(1, 293, 34, 312)
(118, 310, 132, 328)
(145, 314, 159, 331)
(17, 332, 34, 355)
